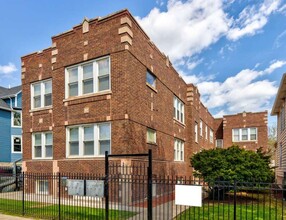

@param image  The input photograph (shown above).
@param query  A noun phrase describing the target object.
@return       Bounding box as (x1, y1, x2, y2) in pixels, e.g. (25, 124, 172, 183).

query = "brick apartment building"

(214, 111, 268, 151)
(272, 73, 286, 185)
(21, 9, 268, 180)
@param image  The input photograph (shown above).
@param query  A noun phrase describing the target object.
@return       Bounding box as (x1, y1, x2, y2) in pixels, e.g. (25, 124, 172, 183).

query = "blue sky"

(1, 0, 286, 126)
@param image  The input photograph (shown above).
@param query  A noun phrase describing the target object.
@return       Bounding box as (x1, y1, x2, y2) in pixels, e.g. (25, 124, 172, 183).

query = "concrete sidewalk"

(0, 214, 34, 220)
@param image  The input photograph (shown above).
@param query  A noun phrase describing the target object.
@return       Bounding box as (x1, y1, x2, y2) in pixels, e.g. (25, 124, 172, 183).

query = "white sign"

(86, 180, 104, 198)
(175, 185, 202, 207)
(67, 180, 85, 196)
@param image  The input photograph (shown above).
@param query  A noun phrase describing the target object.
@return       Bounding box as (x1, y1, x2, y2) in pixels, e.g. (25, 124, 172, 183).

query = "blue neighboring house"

(0, 85, 22, 162)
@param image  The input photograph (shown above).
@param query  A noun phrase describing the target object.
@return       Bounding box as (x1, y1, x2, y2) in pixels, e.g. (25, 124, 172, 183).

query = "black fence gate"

(105, 149, 153, 220)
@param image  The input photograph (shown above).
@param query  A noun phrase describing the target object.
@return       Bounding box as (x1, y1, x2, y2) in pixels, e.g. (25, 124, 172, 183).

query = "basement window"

(147, 128, 156, 144)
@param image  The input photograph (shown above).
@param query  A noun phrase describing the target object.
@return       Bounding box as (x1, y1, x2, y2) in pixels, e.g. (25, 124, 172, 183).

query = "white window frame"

(173, 96, 184, 124)
(199, 120, 203, 137)
(66, 123, 111, 158)
(11, 135, 22, 153)
(31, 79, 52, 110)
(147, 128, 157, 144)
(232, 128, 258, 142)
(174, 139, 184, 161)
(11, 110, 22, 128)
(205, 126, 208, 140)
(216, 139, 223, 148)
(32, 132, 53, 159)
(210, 129, 214, 143)
(65, 56, 111, 98)
(195, 123, 198, 143)
(36, 180, 49, 195)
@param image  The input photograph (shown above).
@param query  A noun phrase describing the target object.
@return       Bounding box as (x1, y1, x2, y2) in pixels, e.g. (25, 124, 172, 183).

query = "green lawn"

(0, 198, 136, 219)
(176, 203, 286, 220)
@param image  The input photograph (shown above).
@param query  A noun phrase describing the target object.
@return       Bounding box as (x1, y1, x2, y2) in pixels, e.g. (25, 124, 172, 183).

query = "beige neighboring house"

(272, 73, 286, 185)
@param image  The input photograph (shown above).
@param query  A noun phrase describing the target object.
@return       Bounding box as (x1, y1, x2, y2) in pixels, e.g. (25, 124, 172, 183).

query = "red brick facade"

(215, 111, 268, 151)
(21, 10, 268, 177)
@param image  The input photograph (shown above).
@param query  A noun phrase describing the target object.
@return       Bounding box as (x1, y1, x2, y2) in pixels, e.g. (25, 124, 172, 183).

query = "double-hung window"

(33, 132, 53, 159)
(31, 79, 52, 109)
(232, 128, 258, 142)
(12, 111, 22, 127)
(174, 139, 184, 161)
(216, 139, 223, 148)
(199, 120, 203, 137)
(210, 129, 214, 143)
(205, 126, 208, 140)
(195, 122, 198, 143)
(67, 123, 111, 157)
(66, 57, 110, 98)
(173, 96, 184, 123)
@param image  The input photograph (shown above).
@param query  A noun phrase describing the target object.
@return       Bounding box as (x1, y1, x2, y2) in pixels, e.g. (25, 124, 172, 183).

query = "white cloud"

(197, 60, 286, 115)
(136, 0, 283, 63)
(278, 3, 286, 13)
(227, 0, 282, 40)
(136, 0, 229, 61)
(274, 30, 286, 48)
(0, 63, 17, 75)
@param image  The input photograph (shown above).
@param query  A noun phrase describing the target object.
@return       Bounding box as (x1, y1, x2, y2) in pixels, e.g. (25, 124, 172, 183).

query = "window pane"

(146, 71, 156, 87)
(98, 58, 109, 76)
(68, 68, 78, 83)
(242, 129, 248, 140)
(99, 124, 110, 140)
(38, 181, 48, 193)
(70, 142, 79, 155)
(99, 140, 110, 155)
(70, 128, 79, 141)
(147, 129, 156, 143)
(69, 83, 78, 97)
(45, 145, 53, 157)
(45, 133, 52, 145)
(44, 94, 52, 106)
(83, 79, 93, 94)
(233, 129, 239, 135)
(83, 63, 93, 79)
(34, 145, 42, 158)
(84, 126, 94, 141)
(34, 84, 41, 96)
(44, 81, 52, 94)
(84, 141, 94, 155)
(13, 112, 21, 126)
(250, 128, 257, 140)
(34, 96, 41, 108)
(98, 76, 109, 91)
(35, 134, 42, 146)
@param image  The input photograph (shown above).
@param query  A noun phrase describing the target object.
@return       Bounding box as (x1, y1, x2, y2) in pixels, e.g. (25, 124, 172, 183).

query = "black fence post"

(148, 149, 153, 220)
(58, 172, 61, 220)
(233, 179, 237, 220)
(105, 151, 109, 220)
(22, 172, 25, 216)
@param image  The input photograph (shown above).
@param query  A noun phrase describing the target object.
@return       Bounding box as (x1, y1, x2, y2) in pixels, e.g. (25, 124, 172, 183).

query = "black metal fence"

(0, 169, 286, 219)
